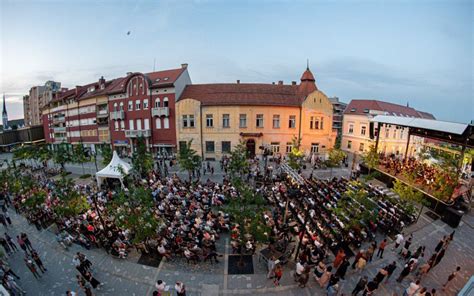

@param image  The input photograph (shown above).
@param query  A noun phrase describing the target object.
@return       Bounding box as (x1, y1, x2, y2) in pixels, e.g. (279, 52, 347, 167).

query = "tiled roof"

(344, 99, 435, 119)
(179, 83, 306, 107)
(107, 68, 186, 94)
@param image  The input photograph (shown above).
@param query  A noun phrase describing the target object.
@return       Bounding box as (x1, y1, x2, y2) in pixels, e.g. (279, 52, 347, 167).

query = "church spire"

(2, 94, 8, 129)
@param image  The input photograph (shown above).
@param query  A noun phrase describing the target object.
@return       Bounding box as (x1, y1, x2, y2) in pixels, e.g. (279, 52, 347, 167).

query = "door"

(246, 139, 256, 158)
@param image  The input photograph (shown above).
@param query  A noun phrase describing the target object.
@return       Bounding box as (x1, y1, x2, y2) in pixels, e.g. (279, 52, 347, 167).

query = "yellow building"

(341, 100, 435, 157)
(176, 67, 337, 160)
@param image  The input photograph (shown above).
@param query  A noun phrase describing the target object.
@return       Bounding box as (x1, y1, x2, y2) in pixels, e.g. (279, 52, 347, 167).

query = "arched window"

(119, 102, 124, 111)
(163, 117, 169, 129)
(163, 97, 169, 107)
(113, 103, 118, 112)
(155, 118, 161, 129)
(155, 98, 161, 108)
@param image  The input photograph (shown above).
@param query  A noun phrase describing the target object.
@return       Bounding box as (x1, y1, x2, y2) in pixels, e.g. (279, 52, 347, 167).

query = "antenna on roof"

(407, 101, 409, 108)
(153, 58, 156, 72)
(306, 59, 309, 70)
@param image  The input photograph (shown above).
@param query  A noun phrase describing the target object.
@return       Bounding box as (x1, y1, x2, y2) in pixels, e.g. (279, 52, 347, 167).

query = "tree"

(53, 143, 72, 171)
(177, 140, 202, 182)
(101, 143, 113, 166)
(287, 136, 304, 170)
(326, 148, 346, 177)
(222, 177, 270, 267)
(72, 143, 89, 175)
(107, 186, 159, 244)
(228, 141, 250, 178)
(131, 137, 154, 179)
(362, 144, 379, 175)
(393, 179, 427, 222)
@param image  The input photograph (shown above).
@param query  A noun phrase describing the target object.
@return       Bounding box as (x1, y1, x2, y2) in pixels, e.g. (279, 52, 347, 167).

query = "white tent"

(96, 151, 132, 188)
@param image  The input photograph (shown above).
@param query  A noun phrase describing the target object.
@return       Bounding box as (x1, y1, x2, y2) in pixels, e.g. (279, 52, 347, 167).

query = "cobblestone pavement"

(3, 198, 474, 295)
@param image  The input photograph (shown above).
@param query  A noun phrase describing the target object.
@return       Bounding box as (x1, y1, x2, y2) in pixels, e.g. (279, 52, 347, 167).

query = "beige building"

(25, 81, 61, 126)
(176, 67, 336, 160)
(341, 100, 435, 157)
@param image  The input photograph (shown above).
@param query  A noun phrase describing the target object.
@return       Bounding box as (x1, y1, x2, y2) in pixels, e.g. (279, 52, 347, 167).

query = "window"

(206, 114, 213, 127)
(393, 130, 397, 138)
(113, 103, 118, 112)
(271, 142, 280, 154)
(114, 121, 119, 130)
(400, 129, 404, 139)
(348, 124, 354, 134)
(206, 141, 215, 153)
(222, 141, 231, 153)
(155, 118, 161, 129)
(135, 100, 141, 110)
(144, 118, 150, 130)
(136, 119, 142, 130)
(222, 114, 230, 128)
(347, 140, 352, 149)
(286, 142, 293, 153)
(129, 119, 134, 130)
(239, 114, 247, 128)
(361, 126, 367, 136)
(163, 97, 169, 107)
(179, 141, 187, 151)
(128, 101, 133, 111)
(189, 115, 195, 128)
(143, 99, 149, 109)
(273, 115, 280, 128)
(320, 117, 324, 129)
(120, 120, 125, 130)
(155, 98, 161, 108)
(182, 115, 188, 128)
(256, 114, 264, 128)
(119, 102, 124, 111)
(385, 128, 389, 138)
(310, 116, 314, 129)
(311, 143, 319, 154)
(359, 143, 365, 152)
(163, 118, 169, 129)
(289, 115, 296, 128)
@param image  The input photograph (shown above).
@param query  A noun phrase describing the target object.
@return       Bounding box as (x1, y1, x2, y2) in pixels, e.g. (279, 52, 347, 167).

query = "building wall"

(176, 89, 336, 160)
(341, 113, 422, 157)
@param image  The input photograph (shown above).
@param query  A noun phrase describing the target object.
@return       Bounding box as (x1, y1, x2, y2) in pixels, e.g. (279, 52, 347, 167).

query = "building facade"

(329, 97, 347, 138)
(41, 65, 191, 154)
(176, 67, 336, 160)
(341, 100, 435, 157)
(25, 81, 61, 126)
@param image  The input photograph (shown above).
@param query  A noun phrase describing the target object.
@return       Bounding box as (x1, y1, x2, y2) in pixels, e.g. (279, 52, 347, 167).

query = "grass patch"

(79, 174, 91, 179)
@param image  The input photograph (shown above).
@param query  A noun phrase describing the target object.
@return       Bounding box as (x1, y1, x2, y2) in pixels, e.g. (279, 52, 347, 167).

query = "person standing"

(434, 237, 446, 253)
(333, 249, 346, 268)
(442, 266, 461, 291)
(377, 239, 388, 259)
(336, 258, 350, 280)
(403, 280, 421, 296)
(4, 233, 18, 251)
(363, 280, 378, 296)
(31, 250, 47, 273)
(373, 267, 388, 284)
(397, 261, 414, 283)
(175, 281, 186, 296)
(267, 256, 276, 279)
(385, 261, 397, 282)
(393, 233, 404, 251)
(5, 274, 26, 295)
(352, 276, 368, 296)
(0, 236, 12, 255)
(318, 266, 332, 288)
(355, 255, 367, 273)
(432, 248, 446, 268)
(21, 233, 33, 252)
(17, 235, 28, 254)
(83, 271, 102, 289)
(367, 242, 376, 262)
(24, 256, 41, 279)
(352, 249, 365, 269)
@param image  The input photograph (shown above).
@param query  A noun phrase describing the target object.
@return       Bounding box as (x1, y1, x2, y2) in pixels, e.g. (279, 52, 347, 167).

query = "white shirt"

(296, 262, 305, 275)
(155, 281, 166, 291)
(396, 234, 404, 244)
(175, 282, 185, 293)
(406, 282, 420, 296)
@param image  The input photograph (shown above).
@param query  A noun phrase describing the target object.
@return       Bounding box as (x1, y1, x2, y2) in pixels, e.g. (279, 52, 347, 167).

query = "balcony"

(152, 107, 169, 117)
(54, 137, 67, 143)
(111, 110, 125, 120)
(125, 129, 151, 138)
(97, 109, 109, 118)
(53, 126, 66, 132)
(52, 116, 66, 123)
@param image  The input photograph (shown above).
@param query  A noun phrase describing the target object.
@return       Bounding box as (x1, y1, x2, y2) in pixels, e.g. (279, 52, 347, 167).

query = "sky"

(0, 0, 472, 122)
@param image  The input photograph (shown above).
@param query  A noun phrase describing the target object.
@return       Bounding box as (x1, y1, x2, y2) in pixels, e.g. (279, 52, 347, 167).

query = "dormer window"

(88, 86, 95, 92)
(350, 108, 356, 112)
(155, 78, 161, 82)
(363, 108, 369, 113)
(163, 77, 169, 81)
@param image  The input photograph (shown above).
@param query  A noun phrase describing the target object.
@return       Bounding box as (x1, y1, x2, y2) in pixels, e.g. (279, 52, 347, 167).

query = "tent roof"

(96, 151, 131, 179)
(371, 115, 469, 135)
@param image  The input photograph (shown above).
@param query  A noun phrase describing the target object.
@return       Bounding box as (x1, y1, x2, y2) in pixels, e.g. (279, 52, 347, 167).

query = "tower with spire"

(2, 94, 8, 130)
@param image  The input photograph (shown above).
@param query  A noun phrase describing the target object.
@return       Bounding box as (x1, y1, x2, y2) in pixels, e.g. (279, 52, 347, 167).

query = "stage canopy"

(371, 115, 473, 148)
(96, 151, 131, 187)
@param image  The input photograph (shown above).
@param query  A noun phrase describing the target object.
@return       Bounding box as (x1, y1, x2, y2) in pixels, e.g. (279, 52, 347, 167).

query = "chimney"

(99, 76, 106, 89)
(236, 80, 240, 84)
(278, 80, 283, 85)
(181, 63, 188, 69)
(126, 72, 132, 76)
(75, 86, 81, 96)
(291, 81, 297, 85)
